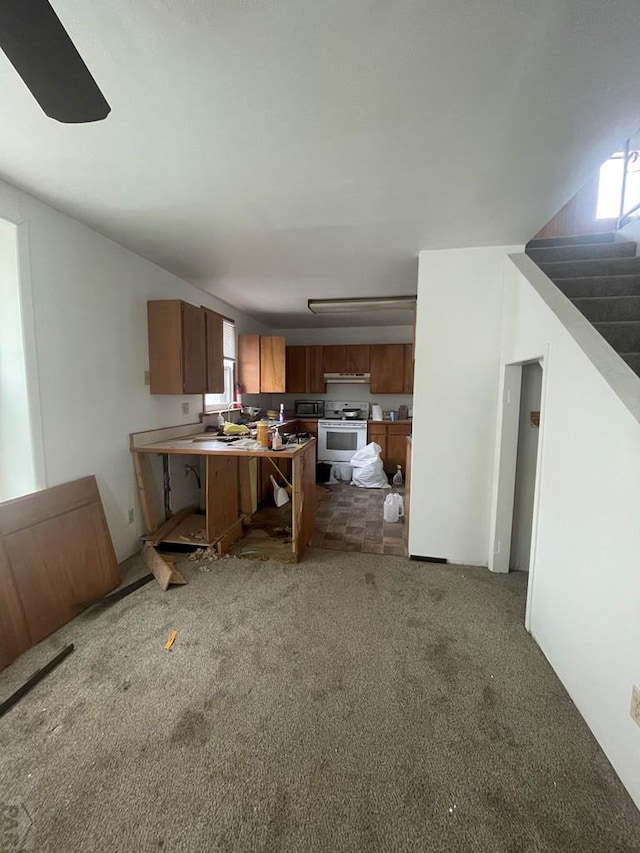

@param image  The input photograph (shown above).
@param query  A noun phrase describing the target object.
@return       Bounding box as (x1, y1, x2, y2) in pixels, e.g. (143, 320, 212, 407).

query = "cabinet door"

(203, 308, 224, 394)
(286, 346, 307, 393)
(308, 346, 325, 392)
(345, 345, 370, 373)
(386, 425, 411, 474)
(296, 420, 319, 437)
(370, 344, 405, 393)
(367, 423, 387, 465)
(260, 336, 286, 392)
(323, 345, 346, 373)
(148, 300, 186, 394)
(238, 335, 261, 394)
(403, 343, 414, 393)
(181, 302, 206, 394)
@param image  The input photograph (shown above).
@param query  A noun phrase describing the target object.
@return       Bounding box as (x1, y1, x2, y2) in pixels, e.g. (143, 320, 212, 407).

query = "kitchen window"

(204, 318, 236, 410)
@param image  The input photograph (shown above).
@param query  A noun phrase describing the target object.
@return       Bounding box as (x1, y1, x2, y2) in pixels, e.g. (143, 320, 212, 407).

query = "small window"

(204, 318, 236, 410)
(596, 151, 640, 220)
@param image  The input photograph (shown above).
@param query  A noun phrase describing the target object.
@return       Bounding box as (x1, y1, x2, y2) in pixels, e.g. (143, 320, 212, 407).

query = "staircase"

(525, 233, 640, 375)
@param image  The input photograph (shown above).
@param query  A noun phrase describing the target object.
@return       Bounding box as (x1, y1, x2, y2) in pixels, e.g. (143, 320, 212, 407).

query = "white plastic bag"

(350, 442, 390, 489)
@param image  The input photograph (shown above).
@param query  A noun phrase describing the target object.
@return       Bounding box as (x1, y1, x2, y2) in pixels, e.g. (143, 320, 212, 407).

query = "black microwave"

(294, 400, 324, 417)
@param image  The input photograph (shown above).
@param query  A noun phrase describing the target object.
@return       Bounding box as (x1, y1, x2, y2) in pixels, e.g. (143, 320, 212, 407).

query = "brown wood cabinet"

(296, 419, 319, 438)
(367, 422, 387, 464)
(238, 335, 286, 393)
(386, 423, 412, 474)
(403, 343, 414, 393)
(370, 344, 405, 393)
(367, 421, 412, 473)
(148, 300, 208, 394)
(369, 343, 414, 394)
(322, 344, 370, 374)
(286, 346, 324, 393)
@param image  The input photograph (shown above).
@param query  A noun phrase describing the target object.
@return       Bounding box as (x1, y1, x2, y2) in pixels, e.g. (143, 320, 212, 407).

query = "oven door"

(318, 421, 367, 462)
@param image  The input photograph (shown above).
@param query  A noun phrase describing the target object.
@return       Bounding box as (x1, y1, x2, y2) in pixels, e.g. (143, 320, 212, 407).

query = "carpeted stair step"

(526, 241, 636, 264)
(526, 232, 615, 249)
(570, 295, 640, 323)
(553, 274, 640, 298)
(620, 352, 640, 375)
(540, 256, 640, 279)
(592, 321, 640, 351)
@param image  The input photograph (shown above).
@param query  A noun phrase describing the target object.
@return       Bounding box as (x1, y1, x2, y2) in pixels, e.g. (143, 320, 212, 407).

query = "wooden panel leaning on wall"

(0, 476, 120, 672)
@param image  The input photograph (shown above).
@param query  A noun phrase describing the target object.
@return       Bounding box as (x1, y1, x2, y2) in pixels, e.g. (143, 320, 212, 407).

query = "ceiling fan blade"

(0, 0, 110, 123)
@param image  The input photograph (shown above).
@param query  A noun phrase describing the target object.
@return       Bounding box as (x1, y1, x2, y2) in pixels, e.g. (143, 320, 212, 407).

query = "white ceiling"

(1, 0, 640, 328)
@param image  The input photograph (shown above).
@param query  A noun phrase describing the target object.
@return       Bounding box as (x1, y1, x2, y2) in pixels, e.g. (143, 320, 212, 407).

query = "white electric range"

(318, 401, 370, 463)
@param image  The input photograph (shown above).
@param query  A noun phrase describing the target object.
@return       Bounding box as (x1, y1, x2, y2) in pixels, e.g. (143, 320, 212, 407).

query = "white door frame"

(489, 350, 549, 631)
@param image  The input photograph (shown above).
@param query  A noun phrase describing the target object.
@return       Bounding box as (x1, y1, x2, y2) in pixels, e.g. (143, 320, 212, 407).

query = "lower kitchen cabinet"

(367, 421, 411, 473)
(387, 424, 412, 475)
(367, 422, 387, 463)
(295, 419, 319, 438)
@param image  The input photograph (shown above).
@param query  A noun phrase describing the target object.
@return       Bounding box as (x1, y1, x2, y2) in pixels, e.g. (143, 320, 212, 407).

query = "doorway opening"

(0, 218, 43, 501)
(490, 358, 545, 629)
(509, 362, 543, 573)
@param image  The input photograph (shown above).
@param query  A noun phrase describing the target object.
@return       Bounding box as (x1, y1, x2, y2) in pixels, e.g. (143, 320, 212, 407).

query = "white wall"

(409, 246, 522, 563)
(498, 253, 640, 808)
(0, 179, 270, 561)
(411, 244, 640, 806)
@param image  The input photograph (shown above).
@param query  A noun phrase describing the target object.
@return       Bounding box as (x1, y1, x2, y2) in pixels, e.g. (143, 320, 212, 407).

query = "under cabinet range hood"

(324, 372, 371, 384)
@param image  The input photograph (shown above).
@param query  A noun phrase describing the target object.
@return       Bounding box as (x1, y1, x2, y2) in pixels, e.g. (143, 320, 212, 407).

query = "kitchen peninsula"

(130, 423, 316, 561)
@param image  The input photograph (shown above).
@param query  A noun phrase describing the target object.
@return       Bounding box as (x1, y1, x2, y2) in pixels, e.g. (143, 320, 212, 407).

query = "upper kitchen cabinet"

(403, 343, 414, 393)
(238, 335, 286, 393)
(147, 300, 207, 394)
(369, 344, 405, 393)
(322, 345, 370, 374)
(286, 346, 324, 393)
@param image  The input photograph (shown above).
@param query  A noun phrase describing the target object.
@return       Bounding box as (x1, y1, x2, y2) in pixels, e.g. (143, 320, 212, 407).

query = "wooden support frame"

(130, 426, 317, 561)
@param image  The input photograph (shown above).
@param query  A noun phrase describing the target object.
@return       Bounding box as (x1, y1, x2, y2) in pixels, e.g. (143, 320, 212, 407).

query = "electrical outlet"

(144, 370, 150, 385)
(128, 507, 135, 524)
(630, 685, 640, 727)
(182, 402, 189, 415)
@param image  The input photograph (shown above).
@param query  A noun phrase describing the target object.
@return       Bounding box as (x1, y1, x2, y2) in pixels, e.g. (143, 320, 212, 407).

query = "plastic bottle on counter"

(392, 465, 403, 486)
(272, 427, 282, 450)
(279, 403, 285, 422)
(256, 421, 269, 448)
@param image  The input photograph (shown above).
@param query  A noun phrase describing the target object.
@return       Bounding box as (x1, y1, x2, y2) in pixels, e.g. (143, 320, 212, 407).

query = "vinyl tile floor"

(311, 481, 406, 555)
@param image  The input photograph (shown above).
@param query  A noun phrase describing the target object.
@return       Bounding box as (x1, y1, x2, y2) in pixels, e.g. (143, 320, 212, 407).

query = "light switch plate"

(182, 402, 189, 415)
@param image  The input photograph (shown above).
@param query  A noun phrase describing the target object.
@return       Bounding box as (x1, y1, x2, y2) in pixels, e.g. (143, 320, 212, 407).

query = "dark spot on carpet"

(428, 588, 446, 602)
(482, 684, 496, 707)
(122, 679, 131, 691)
(365, 572, 376, 586)
(170, 709, 209, 746)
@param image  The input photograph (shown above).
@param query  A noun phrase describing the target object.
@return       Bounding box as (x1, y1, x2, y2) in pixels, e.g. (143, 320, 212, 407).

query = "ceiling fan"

(0, 0, 110, 123)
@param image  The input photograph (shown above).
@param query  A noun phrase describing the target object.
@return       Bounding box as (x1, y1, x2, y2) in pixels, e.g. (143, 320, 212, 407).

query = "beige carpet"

(0, 549, 638, 852)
